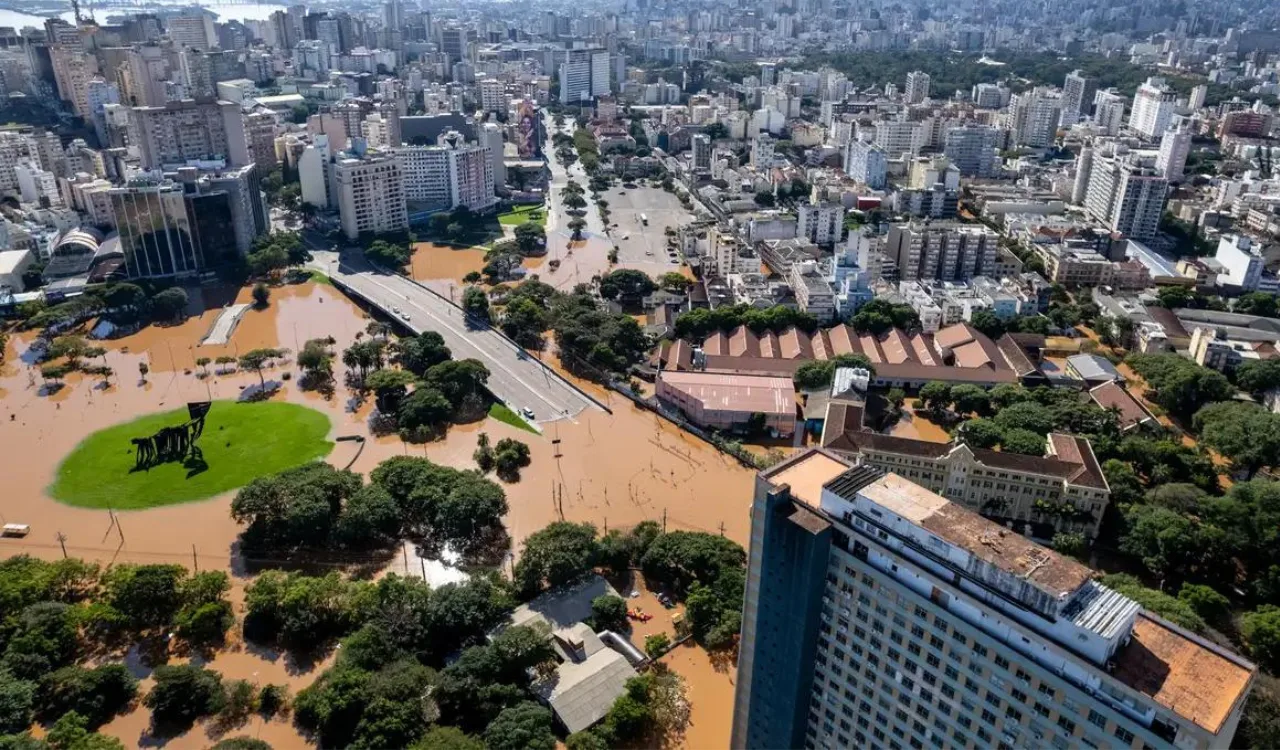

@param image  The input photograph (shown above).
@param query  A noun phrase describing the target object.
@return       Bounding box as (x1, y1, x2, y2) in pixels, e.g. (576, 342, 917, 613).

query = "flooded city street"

(0, 278, 750, 748)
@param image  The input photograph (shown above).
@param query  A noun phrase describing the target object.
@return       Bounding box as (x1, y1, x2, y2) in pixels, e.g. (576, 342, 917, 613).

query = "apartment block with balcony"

(733, 451, 1255, 750)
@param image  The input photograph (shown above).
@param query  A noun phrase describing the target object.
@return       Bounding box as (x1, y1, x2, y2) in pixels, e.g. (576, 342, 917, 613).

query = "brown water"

(409, 242, 488, 285)
(0, 279, 753, 748)
(889, 400, 952, 443)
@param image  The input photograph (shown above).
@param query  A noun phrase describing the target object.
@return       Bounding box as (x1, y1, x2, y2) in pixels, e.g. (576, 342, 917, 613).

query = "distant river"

(0, 0, 285, 30)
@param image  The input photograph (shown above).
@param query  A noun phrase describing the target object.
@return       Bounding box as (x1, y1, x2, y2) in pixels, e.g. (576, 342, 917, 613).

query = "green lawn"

(488, 402, 539, 434)
(497, 204, 546, 227)
(50, 401, 334, 509)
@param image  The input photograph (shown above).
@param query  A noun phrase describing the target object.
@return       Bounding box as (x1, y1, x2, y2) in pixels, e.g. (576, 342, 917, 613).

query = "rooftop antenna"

(70, 0, 82, 25)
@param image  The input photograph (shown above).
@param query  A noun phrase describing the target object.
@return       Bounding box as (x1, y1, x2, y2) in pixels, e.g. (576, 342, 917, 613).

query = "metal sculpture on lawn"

(131, 401, 211, 469)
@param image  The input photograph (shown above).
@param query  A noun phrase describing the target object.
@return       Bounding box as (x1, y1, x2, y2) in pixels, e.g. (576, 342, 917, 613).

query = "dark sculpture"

(131, 402, 211, 470)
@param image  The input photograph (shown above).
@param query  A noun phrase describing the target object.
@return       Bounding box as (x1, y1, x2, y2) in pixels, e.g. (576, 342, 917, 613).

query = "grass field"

(50, 401, 333, 509)
(488, 402, 539, 434)
(497, 204, 546, 227)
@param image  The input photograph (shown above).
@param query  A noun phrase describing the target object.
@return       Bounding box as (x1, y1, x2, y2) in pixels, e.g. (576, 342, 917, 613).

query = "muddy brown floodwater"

(0, 279, 753, 748)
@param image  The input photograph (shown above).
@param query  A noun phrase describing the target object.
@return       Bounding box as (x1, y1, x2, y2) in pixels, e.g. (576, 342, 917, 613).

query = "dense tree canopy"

(1125, 353, 1235, 420)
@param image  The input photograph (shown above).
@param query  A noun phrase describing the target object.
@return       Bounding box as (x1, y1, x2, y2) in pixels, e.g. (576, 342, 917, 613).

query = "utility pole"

(662, 508, 667, 533)
(192, 544, 199, 572)
(56, 532, 67, 558)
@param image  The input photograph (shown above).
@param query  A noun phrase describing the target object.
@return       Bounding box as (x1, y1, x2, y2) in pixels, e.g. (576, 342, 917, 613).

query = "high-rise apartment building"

(0, 132, 40, 194)
(971, 83, 1004, 109)
(244, 111, 279, 169)
(1129, 77, 1176, 140)
(167, 15, 216, 50)
(942, 125, 998, 178)
(904, 71, 930, 104)
(392, 128, 495, 216)
(691, 133, 712, 171)
(130, 99, 250, 169)
(844, 140, 887, 188)
(335, 153, 407, 240)
(1189, 84, 1208, 111)
(796, 201, 844, 245)
(733, 451, 1256, 750)
(190, 164, 268, 255)
(1009, 89, 1062, 148)
(1060, 69, 1096, 125)
(480, 122, 505, 188)
(478, 78, 506, 113)
(558, 47, 611, 104)
(884, 222, 1000, 282)
(874, 120, 924, 158)
(1156, 128, 1191, 181)
(1083, 151, 1169, 240)
(1093, 89, 1127, 136)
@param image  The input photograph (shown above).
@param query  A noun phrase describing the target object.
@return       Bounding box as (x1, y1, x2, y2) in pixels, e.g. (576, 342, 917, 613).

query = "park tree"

(917, 381, 951, 413)
(1000, 428, 1046, 456)
(231, 463, 363, 551)
(969, 309, 1005, 339)
(591, 595, 628, 632)
(659, 272, 691, 293)
(342, 339, 388, 378)
(949, 384, 989, 416)
(1244, 607, 1280, 673)
(484, 701, 556, 750)
(1194, 401, 1280, 478)
(150, 287, 189, 321)
(365, 240, 413, 271)
(492, 438, 531, 481)
(1237, 358, 1280, 395)
(1119, 504, 1231, 586)
(598, 269, 657, 301)
(144, 665, 227, 729)
(513, 522, 600, 598)
(955, 418, 1002, 449)
(644, 633, 671, 659)
(394, 331, 450, 376)
(473, 432, 495, 473)
(398, 386, 454, 436)
(513, 222, 545, 256)
(0, 671, 33, 734)
(297, 339, 334, 382)
(411, 727, 485, 750)
(988, 383, 1030, 409)
(101, 564, 186, 633)
(40, 363, 71, 386)
(238, 347, 287, 389)
(251, 283, 270, 308)
(424, 359, 490, 412)
(1125, 353, 1235, 419)
(993, 401, 1055, 434)
(35, 664, 137, 728)
(1102, 574, 1206, 632)
(1177, 583, 1230, 625)
(247, 244, 288, 278)
(501, 297, 549, 348)
(461, 286, 489, 321)
(567, 217, 587, 241)
(365, 369, 416, 412)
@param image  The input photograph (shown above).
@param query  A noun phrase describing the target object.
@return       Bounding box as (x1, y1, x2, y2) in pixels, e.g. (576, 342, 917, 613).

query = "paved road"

(308, 249, 601, 423)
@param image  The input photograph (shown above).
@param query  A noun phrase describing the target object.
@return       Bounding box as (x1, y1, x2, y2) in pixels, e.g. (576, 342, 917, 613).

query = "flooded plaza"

(0, 277, 752, 748)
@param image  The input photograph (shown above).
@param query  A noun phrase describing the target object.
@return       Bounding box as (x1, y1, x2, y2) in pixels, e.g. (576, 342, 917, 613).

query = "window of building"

(1057, 716, 1076, 735)
(1087, 710, 1106, 730)
(1113, 727, 1134, 744)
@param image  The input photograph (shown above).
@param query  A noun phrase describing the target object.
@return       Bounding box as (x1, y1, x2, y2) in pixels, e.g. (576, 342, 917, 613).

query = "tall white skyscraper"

(1085, 150, 1169, 239)
(1093, 90, 1127, 136)
(1009, 89, 1062, 148)
(480, 122, 506, 188)
(1061, 69, 1095, 125)
(1129, 77, 1177, 140)
(334, 153, 407, 240)
(844, 140, 887, 188)
(904, 71, 930, 104)
(1156, 128, 1192, 181)
(558, 47, 611, 104)
(691, 133, 712, 171)
(733, 451, 1256, 750)
(1189, 84, 1208, 111)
